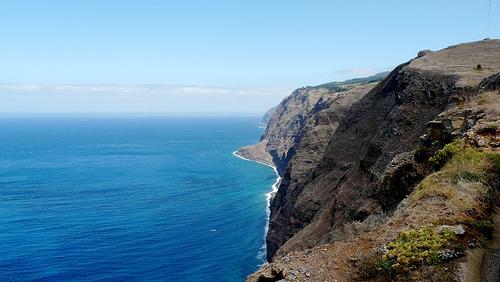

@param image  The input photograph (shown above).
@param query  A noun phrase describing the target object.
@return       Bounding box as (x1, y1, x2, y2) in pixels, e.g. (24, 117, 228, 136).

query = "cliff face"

(261, 106, 277, 127)
(264, 83, 377, 176)
(237, 77, 385, 176)
(266, 40, 500, 260)
(245, 40, 500, 281)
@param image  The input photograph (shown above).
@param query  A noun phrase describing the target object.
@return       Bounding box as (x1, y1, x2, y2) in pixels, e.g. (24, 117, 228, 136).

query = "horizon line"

(0, 112, 266, 118)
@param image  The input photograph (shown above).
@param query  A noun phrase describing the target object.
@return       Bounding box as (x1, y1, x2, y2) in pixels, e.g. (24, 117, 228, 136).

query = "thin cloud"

(0, 83, 292, 114)
(332, 67, 387, 77)
(0, 83, 290, 98)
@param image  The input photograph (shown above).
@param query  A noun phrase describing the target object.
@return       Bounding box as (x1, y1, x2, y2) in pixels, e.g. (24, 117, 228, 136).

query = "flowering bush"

(382, 226, 455, 269)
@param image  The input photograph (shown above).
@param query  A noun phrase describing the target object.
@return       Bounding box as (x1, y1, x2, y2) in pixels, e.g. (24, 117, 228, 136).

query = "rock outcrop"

(243, 39, 500, 281)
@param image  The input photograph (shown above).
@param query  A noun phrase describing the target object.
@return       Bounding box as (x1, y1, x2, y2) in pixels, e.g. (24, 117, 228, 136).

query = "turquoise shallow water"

(0, 117, 275, 281)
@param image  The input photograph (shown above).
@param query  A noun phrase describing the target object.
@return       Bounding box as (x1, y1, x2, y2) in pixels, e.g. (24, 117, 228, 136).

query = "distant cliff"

(242, 40, 500, 281)
(261, 106, 277, 127)
(236, 75, 386, 175)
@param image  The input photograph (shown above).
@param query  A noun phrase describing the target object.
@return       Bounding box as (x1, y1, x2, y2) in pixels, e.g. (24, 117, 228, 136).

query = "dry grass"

(403, 142, 497, 226)
(353, 141, 499, 280)
(474, 91, 500, 116)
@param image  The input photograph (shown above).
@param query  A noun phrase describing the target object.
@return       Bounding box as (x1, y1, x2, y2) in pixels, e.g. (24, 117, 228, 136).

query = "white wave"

(232, 151, 281, 263)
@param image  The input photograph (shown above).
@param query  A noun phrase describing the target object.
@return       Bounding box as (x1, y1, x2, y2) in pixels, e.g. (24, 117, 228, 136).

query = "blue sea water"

(0, 117, 275, 281)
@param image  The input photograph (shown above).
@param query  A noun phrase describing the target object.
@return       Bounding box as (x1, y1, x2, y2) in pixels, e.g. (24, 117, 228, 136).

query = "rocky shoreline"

(233, 149, 282, 262)
(235, 140, 274, 167)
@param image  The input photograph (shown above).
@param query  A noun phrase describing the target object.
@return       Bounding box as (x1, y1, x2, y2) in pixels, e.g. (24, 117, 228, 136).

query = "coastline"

(232, 150, 281, 263)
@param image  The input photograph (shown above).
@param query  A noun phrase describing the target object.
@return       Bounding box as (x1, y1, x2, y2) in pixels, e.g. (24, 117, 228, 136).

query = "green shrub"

(382, 227, 455, 269)
(487, 153, 500, 169)
(428, 142, 461, 170)
(454, 171, 486, 183)
(473, 220, 494, 238)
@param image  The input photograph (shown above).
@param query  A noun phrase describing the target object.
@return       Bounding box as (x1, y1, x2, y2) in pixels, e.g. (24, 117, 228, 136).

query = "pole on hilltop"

(487, 0, 491, 38)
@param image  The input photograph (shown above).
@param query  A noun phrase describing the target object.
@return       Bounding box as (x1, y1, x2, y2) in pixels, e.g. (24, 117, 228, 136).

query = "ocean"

(0, 117, 276, 281)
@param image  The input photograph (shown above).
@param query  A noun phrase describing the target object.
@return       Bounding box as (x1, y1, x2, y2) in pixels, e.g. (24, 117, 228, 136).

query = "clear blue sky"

(0, 0, 498, 115)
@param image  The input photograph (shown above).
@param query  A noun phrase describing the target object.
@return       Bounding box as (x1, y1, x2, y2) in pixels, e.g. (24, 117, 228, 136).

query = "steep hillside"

(261, 106, 277, 127)
(247, 39, 500, 281)
(236, 75, 387, 175)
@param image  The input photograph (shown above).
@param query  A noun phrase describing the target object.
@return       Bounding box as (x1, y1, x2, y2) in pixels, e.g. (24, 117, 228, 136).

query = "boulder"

(437, 224, 465, 236)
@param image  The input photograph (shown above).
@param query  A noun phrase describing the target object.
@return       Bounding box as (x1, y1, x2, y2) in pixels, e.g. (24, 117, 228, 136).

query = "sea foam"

(232, 151, 281, 262)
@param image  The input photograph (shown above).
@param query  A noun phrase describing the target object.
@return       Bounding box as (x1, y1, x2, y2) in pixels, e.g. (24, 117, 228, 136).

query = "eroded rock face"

(265, 40, 500, 261)
(264, 84, 377, 259)
(248, 41, 500, 282)
(249, 118, 499, 281)
(236, 82, 379, 176)
(259, 106, 277, 129)
(254, 73, 389, 176)
(236, 79, 384, 263)
(263, 86, 342, 175)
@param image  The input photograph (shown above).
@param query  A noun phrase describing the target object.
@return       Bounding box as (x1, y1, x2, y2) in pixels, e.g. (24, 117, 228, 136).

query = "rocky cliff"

(261, 106, 277, 127)
(242, 40, 500, 281)
(236, 75, 386, 175)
